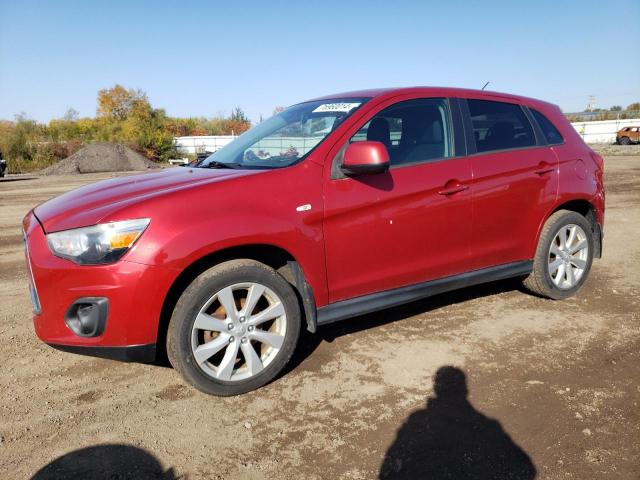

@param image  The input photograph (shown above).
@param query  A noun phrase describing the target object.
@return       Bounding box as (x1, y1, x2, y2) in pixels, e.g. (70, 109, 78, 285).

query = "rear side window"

(468, 99, 535, 153)
(531, 109, 564, 145)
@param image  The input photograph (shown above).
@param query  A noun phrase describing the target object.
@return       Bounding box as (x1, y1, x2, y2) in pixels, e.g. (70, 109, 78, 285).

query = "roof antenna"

(481, 81, 490, 91)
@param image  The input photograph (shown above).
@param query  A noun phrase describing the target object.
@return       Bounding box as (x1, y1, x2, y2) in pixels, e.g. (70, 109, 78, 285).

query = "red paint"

(469, 146, 559, 269)
(323, 156, 473, 301)
(25, 87, 605, 351)
(342, 141, 390, 171)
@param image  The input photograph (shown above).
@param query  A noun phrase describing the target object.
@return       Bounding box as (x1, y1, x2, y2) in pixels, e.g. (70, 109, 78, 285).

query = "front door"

(323, 97, 473, 303)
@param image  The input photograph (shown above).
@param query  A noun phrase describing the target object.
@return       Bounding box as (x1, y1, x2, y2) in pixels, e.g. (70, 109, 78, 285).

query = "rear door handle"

(438, 184, 469, 196)
(534, 162, 555, 175)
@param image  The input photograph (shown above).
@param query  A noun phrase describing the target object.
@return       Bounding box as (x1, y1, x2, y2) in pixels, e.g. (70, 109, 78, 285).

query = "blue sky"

(1, 0, 638, 123)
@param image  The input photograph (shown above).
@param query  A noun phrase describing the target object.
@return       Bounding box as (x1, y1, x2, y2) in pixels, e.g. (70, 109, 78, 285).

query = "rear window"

(531, 109, 564, 145)
(468, 99, 536, 153)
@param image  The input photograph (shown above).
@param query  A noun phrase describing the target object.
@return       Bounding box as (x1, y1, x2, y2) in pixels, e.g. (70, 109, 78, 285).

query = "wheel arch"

(534, 198, 602, 260)
(155, 243, 318, 363)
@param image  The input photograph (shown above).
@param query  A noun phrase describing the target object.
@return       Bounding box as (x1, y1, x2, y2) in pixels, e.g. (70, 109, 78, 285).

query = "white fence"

(173, 135, 237, 155)
(173, 118, 640, 154)
(173, 135, 325, 156)
(571, 118, 640, 144)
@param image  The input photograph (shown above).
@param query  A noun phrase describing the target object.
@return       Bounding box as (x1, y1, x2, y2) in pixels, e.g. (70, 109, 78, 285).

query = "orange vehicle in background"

(616, 126, 640, 145)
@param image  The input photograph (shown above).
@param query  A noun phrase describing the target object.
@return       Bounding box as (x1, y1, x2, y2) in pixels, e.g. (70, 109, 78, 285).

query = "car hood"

(34, 167, 261, 233)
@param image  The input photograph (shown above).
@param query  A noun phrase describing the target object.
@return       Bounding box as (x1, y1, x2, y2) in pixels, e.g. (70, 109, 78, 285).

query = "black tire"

(523, 210, 594, 300)
(619, 136, 631, 145)
(167, 259, 301, 396)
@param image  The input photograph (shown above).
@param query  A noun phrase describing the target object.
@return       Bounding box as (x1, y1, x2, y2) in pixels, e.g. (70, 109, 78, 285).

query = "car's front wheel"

(619, 136, 631, 145)
(167, 259, 301, 396)
(523, 210, 594, 300)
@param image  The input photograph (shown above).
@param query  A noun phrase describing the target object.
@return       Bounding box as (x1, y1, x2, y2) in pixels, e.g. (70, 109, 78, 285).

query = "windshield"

(199, 98, 369, 169)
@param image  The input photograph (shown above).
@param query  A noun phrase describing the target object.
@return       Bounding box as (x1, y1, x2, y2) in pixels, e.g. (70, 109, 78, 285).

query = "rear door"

(323, 97, 473, 302)
(462, 98, 558, 269)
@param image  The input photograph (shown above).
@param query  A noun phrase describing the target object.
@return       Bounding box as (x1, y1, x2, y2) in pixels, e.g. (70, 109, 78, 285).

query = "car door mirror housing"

(341, 141, 390, 176)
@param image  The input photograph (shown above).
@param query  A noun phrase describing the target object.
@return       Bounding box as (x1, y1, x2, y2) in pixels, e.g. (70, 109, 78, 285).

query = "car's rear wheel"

(523, 210, 594, 300)
(619, 136, 631, 145)
(167, 259, 301, 396)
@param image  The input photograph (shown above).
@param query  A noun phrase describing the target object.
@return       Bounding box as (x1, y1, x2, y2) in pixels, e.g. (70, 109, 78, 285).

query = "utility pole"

(586, 95, 596, 112)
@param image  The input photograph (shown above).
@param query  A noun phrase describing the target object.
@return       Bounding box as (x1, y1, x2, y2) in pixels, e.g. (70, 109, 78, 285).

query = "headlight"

(46, 218, 150, 265)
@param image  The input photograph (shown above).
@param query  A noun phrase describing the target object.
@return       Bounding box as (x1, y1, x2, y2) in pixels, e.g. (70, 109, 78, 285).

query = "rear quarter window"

(531, 109, 564, 145)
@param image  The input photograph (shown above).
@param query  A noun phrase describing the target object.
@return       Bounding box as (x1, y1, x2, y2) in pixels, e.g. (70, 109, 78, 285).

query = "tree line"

(0, 85, 251, 172)
(565, 102, 640, 122)
(1, 87, 638, 173)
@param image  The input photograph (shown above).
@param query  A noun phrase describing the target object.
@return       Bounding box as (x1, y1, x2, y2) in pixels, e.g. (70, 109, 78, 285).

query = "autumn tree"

(230, 107, 249, 123)
(0, 86, 257, 171)
(219, 107, 251, 135)
(97, 84, 149, 120)
(63, 108, 79, 121)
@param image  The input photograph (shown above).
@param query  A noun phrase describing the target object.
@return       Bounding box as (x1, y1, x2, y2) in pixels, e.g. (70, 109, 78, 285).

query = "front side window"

(200, 98, 368, 169)
(531, 109, 564, 145)
(468, 99, 536, 153)
(350, 98, 453, 166)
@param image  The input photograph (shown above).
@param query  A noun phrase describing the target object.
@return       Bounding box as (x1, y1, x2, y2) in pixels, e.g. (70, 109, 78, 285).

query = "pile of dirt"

(40, 143, 159, 175)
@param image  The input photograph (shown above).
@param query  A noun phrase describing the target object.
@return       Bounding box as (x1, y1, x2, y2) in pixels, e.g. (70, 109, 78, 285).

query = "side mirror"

(341, 141, 390, 176)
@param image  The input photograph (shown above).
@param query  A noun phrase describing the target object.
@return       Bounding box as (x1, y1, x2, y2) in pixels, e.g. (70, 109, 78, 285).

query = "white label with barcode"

(312, 103, 361, 113)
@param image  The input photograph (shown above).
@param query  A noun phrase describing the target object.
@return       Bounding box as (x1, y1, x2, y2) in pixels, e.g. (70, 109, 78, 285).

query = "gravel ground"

(0, 157, 638, 479)
(591, 143, 640, 156)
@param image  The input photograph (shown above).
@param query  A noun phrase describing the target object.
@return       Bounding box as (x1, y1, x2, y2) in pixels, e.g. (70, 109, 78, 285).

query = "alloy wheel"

(190, 282, 287, 381)
(548, 224, 589, 290)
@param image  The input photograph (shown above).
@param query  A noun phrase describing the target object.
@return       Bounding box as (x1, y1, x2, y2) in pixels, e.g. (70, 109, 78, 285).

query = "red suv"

(24, 88, 605, 395)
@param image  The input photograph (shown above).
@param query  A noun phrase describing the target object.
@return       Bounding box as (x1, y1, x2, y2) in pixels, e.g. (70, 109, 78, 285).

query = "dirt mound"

(41, 143, 159, 175)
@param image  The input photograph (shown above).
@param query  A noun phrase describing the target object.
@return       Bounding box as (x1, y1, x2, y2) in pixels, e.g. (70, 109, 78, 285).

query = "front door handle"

(438, 184, 469, 196)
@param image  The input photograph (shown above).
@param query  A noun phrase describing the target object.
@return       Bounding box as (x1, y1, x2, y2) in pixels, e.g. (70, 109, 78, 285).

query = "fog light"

(64, 298, 108, 337)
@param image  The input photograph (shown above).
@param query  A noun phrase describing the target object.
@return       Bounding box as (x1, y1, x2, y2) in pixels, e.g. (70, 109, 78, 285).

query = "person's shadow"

(31, 444, 182, 479)
(380, 366, 536, 480)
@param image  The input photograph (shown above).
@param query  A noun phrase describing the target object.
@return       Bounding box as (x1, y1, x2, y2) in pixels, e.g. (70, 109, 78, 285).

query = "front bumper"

(49, 343, 157, 362)
(23, 212, 177, 362)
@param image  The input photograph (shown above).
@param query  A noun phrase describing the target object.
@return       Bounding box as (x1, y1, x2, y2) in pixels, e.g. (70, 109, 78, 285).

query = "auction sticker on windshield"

(312, 103, 361, 113)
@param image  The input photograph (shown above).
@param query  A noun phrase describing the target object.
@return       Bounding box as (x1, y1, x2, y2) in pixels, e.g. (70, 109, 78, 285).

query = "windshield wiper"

(199, 161, 238, 169)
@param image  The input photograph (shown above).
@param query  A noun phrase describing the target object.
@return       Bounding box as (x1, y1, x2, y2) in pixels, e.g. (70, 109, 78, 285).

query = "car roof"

(306, 86, 556, 109)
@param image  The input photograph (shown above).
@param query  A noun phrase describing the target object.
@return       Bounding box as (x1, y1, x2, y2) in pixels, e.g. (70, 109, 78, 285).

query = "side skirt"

(316, 261, 533, 326)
